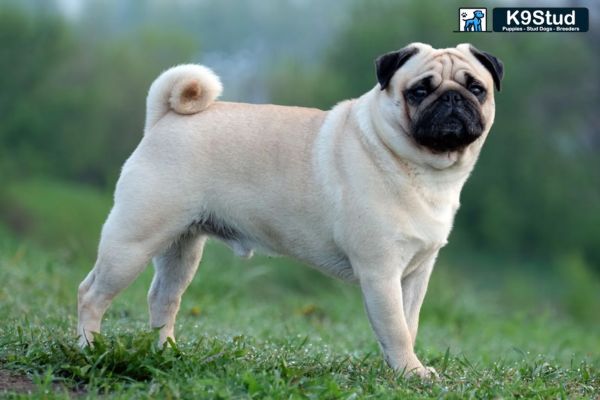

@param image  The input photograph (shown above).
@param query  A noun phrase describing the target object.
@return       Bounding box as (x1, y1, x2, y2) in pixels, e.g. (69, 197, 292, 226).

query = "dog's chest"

(416, 195, 457, 241)
(393, 199, 456, 278)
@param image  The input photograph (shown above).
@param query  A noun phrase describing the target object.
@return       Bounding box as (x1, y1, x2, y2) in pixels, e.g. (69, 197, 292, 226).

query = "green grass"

(0, 179, 599, 398)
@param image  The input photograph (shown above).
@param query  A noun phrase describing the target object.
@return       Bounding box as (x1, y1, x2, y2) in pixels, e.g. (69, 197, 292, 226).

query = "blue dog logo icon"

(463, 10, 485, 31)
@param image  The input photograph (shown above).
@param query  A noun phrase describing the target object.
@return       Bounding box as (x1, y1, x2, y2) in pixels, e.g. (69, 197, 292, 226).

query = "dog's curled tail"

(145, 64, 223, 129)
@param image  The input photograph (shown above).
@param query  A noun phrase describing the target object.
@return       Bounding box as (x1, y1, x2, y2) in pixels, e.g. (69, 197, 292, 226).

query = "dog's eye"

(410, 87, 428, 98)
(405, 84, 432, 105)
(468, 83, 485, 96)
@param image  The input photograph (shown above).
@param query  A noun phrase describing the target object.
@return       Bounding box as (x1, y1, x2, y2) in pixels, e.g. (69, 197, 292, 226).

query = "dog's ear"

(469, 45, 504, 91)
(375, 46, 419, 91)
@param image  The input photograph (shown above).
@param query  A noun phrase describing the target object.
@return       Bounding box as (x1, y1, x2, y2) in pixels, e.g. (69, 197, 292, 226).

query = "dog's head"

(473, 10, 485, 18)
(373, 43, 503, 168)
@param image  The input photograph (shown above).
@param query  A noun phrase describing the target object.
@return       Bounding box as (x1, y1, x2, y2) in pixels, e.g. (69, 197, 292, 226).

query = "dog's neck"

(353, 88, 478, 193)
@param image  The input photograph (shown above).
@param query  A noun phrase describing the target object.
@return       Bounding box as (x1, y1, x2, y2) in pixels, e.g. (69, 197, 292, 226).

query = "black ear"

(375, 46, 419, 91)
(469, 45, 504, 91)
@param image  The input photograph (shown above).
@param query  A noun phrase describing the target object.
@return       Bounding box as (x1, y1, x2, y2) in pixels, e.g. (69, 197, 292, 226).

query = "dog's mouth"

(414, 116, 475, 152)
(412, 100, 484, 153)
(440, 117, 464, 135)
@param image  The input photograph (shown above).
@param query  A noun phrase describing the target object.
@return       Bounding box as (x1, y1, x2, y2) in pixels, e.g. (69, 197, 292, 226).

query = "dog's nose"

(441, 90, 464, 106)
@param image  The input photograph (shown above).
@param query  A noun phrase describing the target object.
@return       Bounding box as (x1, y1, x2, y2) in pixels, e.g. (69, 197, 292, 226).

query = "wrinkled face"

(375, 43, 503, 155)
(407, 59, 487, 153)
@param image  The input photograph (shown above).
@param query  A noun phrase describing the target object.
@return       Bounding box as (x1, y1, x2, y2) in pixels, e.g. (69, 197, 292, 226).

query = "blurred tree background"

(0, 0, 599, 282)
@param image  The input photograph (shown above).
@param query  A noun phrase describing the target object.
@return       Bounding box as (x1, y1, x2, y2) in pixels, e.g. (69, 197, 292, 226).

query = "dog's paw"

(402, 364, 439, 380)
(421, 366, 439, 379)
(77, 332, 94, 348)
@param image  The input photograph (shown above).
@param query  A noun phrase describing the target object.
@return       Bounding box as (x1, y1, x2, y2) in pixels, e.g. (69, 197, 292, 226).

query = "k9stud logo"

(457, 8, 490, 32)
(492, 8, 589, 32)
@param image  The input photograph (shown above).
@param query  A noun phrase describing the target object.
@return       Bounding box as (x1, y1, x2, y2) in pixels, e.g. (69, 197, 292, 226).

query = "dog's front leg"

(401, 254, 436, 348)
(359, 270, 435, 378)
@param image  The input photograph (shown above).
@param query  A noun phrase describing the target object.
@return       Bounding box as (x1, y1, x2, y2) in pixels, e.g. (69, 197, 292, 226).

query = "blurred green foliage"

(0, 1, 599, 275)
(0, 5, 195, 186)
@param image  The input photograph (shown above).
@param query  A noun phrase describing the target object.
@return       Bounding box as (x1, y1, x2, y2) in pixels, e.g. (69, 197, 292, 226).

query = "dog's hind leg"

(77, 206, 181, 347)
(148, 233, 206, 346)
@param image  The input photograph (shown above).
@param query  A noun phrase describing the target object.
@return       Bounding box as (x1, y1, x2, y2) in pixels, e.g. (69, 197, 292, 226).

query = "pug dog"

(77, 42, 503, 378)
